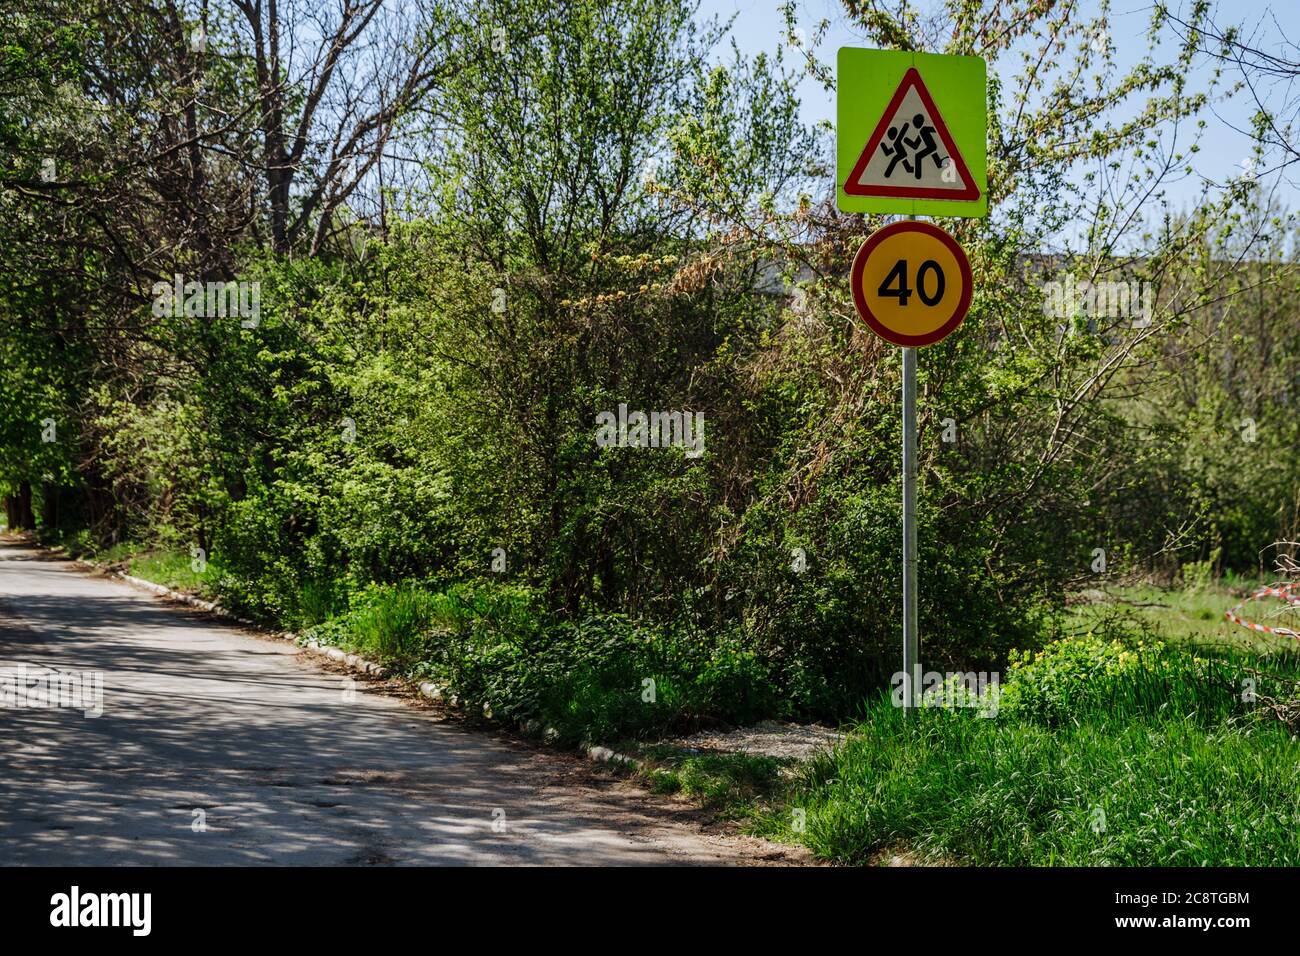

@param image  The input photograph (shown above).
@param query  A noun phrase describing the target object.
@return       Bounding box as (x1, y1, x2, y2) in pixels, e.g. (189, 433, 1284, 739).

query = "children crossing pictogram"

(881, 113, 945, 180)
(844, 67, 979, 201)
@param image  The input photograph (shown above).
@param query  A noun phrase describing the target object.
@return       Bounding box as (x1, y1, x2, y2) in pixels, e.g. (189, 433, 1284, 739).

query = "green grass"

(1062, 578, 1296, 654)
(339, 585, 446, 660)
(91, 540, 146, 564)
(763, 629, 1300, 865)
(128, 550, 221, 595)
(44, 540, 229, 601)
(300, 582, 474, 663)
(636, 747, 789, 817)
(996, 636, 1281, 727)
(764, 703, 1300, 866)
(295, 578, 338, 628)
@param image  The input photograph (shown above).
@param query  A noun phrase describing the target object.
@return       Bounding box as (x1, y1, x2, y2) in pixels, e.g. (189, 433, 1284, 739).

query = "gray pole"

(901, 211, 921, 714)
(902, 343, 918, 712)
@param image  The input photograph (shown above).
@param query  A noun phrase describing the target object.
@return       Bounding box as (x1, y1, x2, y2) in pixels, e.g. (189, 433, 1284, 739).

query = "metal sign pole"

(902, 343, 918, 713)
(901, 208, 921, 715)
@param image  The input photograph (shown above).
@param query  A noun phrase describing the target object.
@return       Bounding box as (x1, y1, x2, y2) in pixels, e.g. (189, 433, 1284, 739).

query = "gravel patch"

(668, 720, 844, 761)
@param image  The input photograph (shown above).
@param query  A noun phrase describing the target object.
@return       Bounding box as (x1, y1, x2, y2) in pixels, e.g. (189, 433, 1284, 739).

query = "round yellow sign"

(850, 221, 972, 347)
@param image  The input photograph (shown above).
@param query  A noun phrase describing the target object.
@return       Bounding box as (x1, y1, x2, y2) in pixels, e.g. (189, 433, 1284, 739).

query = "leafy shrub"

(307, 581, 780, 745)
(997, 634, 1243, 727)
(1180, 546, 1221, 593)
(439, 608, 779, 745)
(728, 471, 1054, 720)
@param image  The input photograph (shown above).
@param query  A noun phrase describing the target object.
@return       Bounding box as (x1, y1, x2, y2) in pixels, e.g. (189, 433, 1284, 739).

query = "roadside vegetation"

(4, 0, 1300, 864)
(764, 631, 1300, 866)
(640, 748, 789, 819)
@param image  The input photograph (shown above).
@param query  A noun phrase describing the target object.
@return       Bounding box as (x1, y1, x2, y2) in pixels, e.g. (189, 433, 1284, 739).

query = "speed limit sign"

(850, 220, 972, 346)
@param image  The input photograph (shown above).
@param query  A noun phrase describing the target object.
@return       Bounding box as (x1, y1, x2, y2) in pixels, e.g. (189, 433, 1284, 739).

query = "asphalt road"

(0, 540, 788, 865)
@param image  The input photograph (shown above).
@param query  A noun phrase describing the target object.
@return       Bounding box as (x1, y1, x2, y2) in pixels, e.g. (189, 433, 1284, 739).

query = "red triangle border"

(843, 67, 980, 202)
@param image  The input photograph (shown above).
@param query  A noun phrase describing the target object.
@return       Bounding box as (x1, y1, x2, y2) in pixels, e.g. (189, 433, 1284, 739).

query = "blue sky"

(698, 0, 1300, 222)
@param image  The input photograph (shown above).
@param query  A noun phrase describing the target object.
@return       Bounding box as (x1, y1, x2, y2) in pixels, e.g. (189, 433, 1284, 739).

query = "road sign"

(850, 220, 972, 347)
(844, 68, 979, 202)
(837, 49, 987, 217)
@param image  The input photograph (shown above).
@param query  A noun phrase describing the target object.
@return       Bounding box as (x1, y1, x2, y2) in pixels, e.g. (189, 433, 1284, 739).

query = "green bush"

(1180, 547, 1221, 593)
(441, 609, 779, 745)
(997, 634, 1246, 727)
(305, 582, 780, 745)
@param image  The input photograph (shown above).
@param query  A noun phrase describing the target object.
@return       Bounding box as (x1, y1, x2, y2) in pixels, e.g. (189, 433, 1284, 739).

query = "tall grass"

(332, 584, 446, 660)
(768, 701, 1300, 866)
(295, 579, 337, 628)
(767, 635, 1300, 865)
(129, 550, 220, 594)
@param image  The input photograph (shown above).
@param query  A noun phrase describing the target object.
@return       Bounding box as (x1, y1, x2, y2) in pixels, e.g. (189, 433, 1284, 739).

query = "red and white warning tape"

(1225, 582, 1300, 638)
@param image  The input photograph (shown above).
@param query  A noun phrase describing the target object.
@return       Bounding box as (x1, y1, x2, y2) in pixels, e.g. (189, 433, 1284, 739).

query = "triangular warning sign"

(844, 67, 980, 201)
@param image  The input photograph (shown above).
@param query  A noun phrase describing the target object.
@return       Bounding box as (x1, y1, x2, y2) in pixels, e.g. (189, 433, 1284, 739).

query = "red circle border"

(850, 221, 973, 347)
